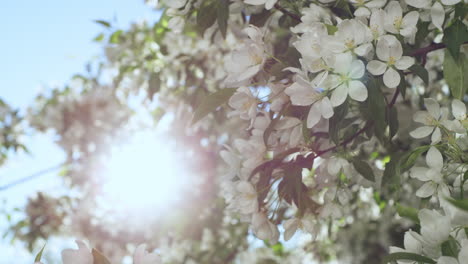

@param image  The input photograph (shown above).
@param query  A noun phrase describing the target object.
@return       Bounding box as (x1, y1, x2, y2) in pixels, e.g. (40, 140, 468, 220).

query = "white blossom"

(133, 245, 162, 264)
(367, 35, 414, 88)
(61, 240, 93, 264)
(410, 146, 449, 198)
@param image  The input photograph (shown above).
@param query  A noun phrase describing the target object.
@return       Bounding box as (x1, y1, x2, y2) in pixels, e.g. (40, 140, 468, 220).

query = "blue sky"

(0, 1, 159, 262)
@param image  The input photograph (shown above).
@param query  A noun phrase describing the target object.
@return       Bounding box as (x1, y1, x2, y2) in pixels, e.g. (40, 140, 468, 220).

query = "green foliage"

(217, 0, 229, 39)
(399, 145, 431, 173)
(441, 236, 460, 258)
(445, 197, 468, 211)
(352, 159, 375, 182)
(94, 20, 111, 28)
(395, 203, 419, 224)
(34, 244, 46, 262)
(192, 88, 236, 124)
(382, 252, 436, 264)
(443, 19, 468, 58)
(443, 50, 468, 99)
(409, 64, 429, 85)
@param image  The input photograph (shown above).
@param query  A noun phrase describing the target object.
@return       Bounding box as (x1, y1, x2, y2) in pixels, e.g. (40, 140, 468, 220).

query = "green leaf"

(217, 0, 229, 39)
(148, 73, 161, 100)
(441, 236, 460, 258)
(367, 77, 386, 141)
(329, 99, 348, 144)
(382, 252, 436, 264)
(93, 33, 105, 42)
(325, 24, 338, 35)
(192, 88, 236, 124)
(92, 249, 111, 264)
(443, 50, 468, 99)
(352, 159, 375, 182)
(443, 19, 468, 58)
(94, 20, 111, 28)
(382, 153, 401, 191)
(396, 203, 420, 224)
(446, 197, 468, 211)
(409, 64, 429, 85)
(34, 244, 46, 262)
(109, 30, 123, 44)
(197, 0, 217, 35)
(399, 145, 430, 172)
(388, 107, 399, 138)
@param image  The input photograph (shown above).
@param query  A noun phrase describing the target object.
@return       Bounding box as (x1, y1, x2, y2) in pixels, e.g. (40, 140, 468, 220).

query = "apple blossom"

(326, 53, 368, 106)
(410, 98, 449, 143)
(61, 240, 93, 264)
(367, 35, 414, 88)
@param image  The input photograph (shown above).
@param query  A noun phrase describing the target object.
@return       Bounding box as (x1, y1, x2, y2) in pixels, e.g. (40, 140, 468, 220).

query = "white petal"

(431, 2, 445, 30)
(331, 84, 348, 107)
(285, 82, 315, 106)
(426, 146, 443, 170)
(367, 60, 387, 75)
(441, 0, 461, 5)
(452, 99, 466, 120)
(424, 98, 441, 119)
(395, 56, 415, 70)
(334, 53, 353, 75)
(402, 11, 419, 28)
(307, 104, 322, 128)
(416, 182, 437, 197)
(431, 127, 441, 143)
(355, 43, 373, 57)
(349, 59, 365, 79)
(348, 81, 368, 102)
(410, 167, 431, 181)
(283, 219, 299, 241)
(405, 0, 431, 8)
(404, 232, 422, 254)
(383, 67, 400, 88)
(388, 38, 403, 60)
(320, 97, 334, 119)
(410, 126, 434, 138)
(413, 111, 432, 124)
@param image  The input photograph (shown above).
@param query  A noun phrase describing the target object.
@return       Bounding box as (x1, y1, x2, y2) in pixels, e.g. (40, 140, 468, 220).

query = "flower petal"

(431, 127, 441, 143)
(348, 81, 368, 102)
(410, 167, 431, 181)
(367, 60, 387, 75)
(383, 67, 400, 88)
(349, 59, 365, 79)
(424, 98, 440, 119)
(395, 56, 415, 70)
(452, 99, 466, 120)
(416, 182, 437, 198)
(331, 84, 348, 107)
(426, 146, 443, 170)
(320, 97, 334, 119)
(307, 104, 322, 128)
(410, 126, 434, 138)
(431, 2, 445, 30)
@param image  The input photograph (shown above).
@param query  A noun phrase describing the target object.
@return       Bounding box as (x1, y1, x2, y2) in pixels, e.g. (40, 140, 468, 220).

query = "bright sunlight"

(101, 130, 190, 213)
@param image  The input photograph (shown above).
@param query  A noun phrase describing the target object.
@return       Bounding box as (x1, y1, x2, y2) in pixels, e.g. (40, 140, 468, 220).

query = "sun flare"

(101, 130, 189, 213)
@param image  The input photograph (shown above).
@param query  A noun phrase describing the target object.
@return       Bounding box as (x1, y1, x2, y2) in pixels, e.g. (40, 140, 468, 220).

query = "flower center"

(388, 56, 396, 66)
(251, 53, 263, 65)
(393, 17, 403, 30)
(345, 39, 355, 50)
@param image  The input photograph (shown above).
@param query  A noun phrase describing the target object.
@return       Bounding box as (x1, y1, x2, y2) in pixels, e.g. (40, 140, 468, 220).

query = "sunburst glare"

(100, 130, 189, 213)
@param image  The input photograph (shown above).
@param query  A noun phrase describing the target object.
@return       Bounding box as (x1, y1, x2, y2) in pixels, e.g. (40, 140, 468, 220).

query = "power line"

(0, 162, 65, 191)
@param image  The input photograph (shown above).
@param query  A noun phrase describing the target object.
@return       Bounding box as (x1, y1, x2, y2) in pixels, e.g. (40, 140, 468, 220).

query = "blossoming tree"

(2, 0, 468, 263)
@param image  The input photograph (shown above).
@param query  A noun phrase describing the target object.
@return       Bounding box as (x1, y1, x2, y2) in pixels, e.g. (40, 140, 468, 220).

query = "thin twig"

(274, 3, 301, 22)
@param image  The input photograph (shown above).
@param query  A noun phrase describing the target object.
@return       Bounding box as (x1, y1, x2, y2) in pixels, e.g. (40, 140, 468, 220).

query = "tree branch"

(274, 3, 301, 22)
(0, 162, 66, 191)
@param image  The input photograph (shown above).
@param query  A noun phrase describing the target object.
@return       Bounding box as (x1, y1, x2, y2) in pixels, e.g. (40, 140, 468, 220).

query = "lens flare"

(101, 130, 189, 213)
